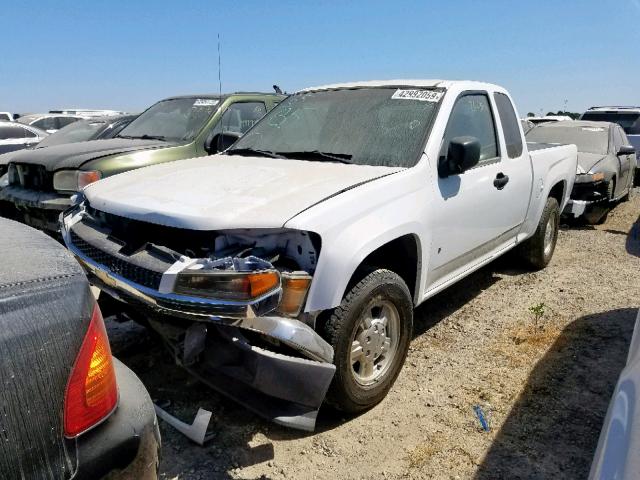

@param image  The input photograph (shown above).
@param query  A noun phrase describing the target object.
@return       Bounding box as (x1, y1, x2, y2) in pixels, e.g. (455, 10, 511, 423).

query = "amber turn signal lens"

(278, 273, 312, 316)
(77, 170, 102, 190)
(248, 271, 280, 298)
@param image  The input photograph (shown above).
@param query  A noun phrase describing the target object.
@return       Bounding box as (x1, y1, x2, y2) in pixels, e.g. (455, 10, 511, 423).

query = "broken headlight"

(173, 256, 280, 302)
(574, 172, 605, 184)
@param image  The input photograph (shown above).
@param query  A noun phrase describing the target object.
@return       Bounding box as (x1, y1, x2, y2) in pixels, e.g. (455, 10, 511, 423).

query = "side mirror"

(438, 136, 481, 177)
(205, 131, 242, 154)
(617, 145, 635, 156)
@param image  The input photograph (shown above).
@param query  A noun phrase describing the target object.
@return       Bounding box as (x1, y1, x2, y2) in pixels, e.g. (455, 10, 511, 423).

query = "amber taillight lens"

(63, 303, 118, 437)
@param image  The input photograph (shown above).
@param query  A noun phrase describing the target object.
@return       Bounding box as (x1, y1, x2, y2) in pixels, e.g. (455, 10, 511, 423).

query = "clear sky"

(1, 0, 638, 116)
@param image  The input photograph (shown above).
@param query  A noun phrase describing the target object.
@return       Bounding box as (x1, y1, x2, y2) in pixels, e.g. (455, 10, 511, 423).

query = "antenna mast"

(217, 33, 222, 97)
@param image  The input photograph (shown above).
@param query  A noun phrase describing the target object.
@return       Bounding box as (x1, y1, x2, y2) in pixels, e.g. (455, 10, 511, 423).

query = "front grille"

(71, 231, 163, 290)
(8, 163, 53, 191)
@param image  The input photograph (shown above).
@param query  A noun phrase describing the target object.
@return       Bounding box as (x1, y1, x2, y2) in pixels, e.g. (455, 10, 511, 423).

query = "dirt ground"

(108, 191, 640, 480)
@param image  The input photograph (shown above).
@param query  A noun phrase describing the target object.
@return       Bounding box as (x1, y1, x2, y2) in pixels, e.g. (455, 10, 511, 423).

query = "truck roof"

(300, 79, 503, 92)
(162, 92, 284, 101)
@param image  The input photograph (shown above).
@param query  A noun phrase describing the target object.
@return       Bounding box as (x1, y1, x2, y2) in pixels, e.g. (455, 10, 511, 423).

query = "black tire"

(324, 269, 413, 412)
(517, 196, 560, 270)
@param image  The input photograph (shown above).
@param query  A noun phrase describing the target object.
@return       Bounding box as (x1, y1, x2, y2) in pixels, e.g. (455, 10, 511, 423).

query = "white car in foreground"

(62, 80, 578, 430)
(590, 309, 640, 479)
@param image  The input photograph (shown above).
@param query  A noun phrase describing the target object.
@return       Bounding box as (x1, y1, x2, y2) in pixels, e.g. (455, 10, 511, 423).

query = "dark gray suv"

(581, 106, 640, 183)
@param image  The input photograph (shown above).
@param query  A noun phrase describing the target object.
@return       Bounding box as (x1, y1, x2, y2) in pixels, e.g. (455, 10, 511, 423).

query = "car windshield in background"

(36, 119, 105, 148)
(229, 87, 442, 168)
(526, 125, 608, 155)
(118, 97, 219, 142)
(581, 112, 640, 135)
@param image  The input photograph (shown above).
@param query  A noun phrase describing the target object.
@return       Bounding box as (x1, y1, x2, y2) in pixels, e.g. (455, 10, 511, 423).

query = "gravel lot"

(108, 191, 640, 480)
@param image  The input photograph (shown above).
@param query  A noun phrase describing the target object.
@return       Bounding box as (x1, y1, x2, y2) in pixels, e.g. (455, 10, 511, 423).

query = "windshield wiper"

(118, 134, 166, 141)
(225, 147, 285, 159)
(278, 150, 353, 164)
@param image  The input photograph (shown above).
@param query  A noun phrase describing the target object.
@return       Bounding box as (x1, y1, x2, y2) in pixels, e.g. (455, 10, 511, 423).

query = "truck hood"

(577, 152, 608, 174)
(2, 137, 174, 171)
(84, 155, 403, 230)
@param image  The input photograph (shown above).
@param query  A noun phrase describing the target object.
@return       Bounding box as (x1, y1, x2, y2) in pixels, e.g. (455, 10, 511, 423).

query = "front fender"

(307, 223, 423, 312)
(285, 167, 430, 312)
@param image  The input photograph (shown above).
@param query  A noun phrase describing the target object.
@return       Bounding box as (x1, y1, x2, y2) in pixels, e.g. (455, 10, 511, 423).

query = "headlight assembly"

(173, 256, 280, 302)
(53, 170, 102, 192)
(575, 172, 605, 184)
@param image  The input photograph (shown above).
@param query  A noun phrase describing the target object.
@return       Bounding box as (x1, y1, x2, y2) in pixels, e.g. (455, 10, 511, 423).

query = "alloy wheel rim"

(350, 297, 400, 386)
(544, 214, 556, 257)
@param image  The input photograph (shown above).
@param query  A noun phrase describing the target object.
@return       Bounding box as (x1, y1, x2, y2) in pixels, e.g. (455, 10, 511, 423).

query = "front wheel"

(324, 269, 413, 412)
(517, 196, 560, 270)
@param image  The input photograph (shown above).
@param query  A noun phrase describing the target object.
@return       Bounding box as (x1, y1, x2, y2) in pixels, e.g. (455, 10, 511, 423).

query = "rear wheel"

(517, 196, 560, 270)
(324, 269, 413, 412)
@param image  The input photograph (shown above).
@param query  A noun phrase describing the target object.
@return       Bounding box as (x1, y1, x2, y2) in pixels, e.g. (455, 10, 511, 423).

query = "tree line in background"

(526, 111, 581, 120)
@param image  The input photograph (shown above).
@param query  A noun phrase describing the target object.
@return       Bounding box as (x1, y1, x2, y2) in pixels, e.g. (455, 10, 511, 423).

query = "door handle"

(493, 172, 509, 190)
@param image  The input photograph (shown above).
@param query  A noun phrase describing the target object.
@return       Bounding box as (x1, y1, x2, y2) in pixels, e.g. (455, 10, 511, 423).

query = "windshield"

(581, 112, 640, 135)
(229, 87, 442, 167)
(118, 97, 219, 142)
(36, 119, 105, 148)
(527, 125, 609, 155)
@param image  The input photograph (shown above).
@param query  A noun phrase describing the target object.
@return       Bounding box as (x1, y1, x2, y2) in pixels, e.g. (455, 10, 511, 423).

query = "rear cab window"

(494, 93, 524, 158)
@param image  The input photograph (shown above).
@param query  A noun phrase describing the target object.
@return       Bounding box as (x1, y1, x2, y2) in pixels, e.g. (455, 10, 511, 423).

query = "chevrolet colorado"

(62, 80, 578, 431)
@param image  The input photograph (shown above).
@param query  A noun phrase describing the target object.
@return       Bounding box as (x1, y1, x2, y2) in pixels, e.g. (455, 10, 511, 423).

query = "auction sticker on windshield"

(391, 89, 443, 102)
(194, 99, 219, 106)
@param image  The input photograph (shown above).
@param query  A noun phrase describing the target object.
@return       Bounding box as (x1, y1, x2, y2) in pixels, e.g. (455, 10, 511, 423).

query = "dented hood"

(577, 152, 608, 173)
(84, 155, 403, 230)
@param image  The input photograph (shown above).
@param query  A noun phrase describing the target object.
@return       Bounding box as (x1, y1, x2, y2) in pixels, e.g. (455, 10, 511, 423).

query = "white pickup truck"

(62, 80, 577, 431)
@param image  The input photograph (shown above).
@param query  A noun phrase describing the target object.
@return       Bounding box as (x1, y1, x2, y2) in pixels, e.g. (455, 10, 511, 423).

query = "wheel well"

(346, 234, 420, 303)
(548, 181, 565, 204)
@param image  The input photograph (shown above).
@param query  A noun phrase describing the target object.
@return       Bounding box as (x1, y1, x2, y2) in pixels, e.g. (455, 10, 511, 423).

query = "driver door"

(426, 92, 512, 290)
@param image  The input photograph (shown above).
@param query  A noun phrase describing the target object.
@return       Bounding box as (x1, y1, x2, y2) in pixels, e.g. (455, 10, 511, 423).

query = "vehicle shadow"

(413, 260, 508, 338)
(474, 308, 636, 480)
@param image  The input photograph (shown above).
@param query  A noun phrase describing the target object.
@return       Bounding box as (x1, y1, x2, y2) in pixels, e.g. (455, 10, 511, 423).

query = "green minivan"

(0, 92, 284, 233)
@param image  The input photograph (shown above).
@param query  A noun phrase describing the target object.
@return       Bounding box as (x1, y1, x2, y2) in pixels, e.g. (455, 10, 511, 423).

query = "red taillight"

(64, 304, 118, 437)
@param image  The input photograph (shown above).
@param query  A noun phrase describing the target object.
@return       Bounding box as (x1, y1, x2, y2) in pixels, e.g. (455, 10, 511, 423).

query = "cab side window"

(494, 92, 524, 158)
(0, 126, 24, 139)
(21, 126, 36, 138)
(215, 102, 267, 136)
(57, 117, 80, 129)
(441, 93, 498, 164)
(33, 117, 57, 131)
(612, 126, 623, 153)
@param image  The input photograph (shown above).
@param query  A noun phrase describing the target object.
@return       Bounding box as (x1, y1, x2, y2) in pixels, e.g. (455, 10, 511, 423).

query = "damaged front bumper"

(0, 185, 71, 232)
(61, 206, 335, 431)
(562, 178, 611, 219)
